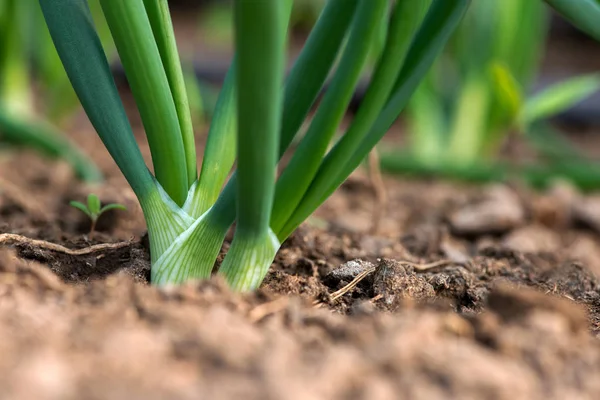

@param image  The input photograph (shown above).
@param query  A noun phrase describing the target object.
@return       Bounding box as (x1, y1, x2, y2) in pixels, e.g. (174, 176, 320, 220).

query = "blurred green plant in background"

(0, 0, 105, 181)
(3, 0, 599, 193)
(379, 0, 600, 189)
(0, 0, 204, 179)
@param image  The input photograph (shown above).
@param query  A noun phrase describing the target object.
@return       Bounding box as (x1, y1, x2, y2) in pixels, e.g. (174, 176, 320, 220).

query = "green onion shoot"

(39, 0, 469, 290)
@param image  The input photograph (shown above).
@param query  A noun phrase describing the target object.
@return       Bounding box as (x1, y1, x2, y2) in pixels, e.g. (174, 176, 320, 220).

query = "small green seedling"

(70, 194, 126, 238)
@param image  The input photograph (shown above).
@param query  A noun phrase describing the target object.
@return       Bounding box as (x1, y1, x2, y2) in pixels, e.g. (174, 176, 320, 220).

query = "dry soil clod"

(449, 185, 525, 236)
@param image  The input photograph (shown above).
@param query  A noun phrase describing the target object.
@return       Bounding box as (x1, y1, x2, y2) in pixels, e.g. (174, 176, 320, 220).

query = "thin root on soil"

(0, 233, 133, 255)
(329, 266, 377, 302)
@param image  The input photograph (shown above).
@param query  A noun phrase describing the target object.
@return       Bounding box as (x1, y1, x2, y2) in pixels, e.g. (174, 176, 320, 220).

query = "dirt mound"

(0, 248, 599, 400)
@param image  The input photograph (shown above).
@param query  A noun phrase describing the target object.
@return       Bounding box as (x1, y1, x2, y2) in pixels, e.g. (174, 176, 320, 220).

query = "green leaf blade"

(87, 194, 101, 215)
(191, 61, 237, 218)
(190, 0, 358, 224)
(142, 0, 197, 186)
(278, 0, 471, 240)
(544, 0, 600, 41)
(522, 74, 600, 126)
(70, 201, 92, 218)
(276, 0, 432, 240)
(1, 0, 33, 115)
(445, 72, 491, 165)
(406, 78, 445, 165)
(279, 0, 359, 154)
(218, 0, 287, 290)
(99, 203, 127, 214)
(38, 0, 154, 198)
(270, 0, 387, 234)
(232, 0, 286, 236)
(99, 0, 189, 205)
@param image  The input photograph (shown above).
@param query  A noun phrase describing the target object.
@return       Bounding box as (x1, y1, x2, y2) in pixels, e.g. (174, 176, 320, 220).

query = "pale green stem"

(446, 73, 490, 166)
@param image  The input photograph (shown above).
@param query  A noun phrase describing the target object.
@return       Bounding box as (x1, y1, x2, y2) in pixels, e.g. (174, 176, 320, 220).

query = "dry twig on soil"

(315, 259, 459, 307)
(0, 233, 132, 255)
(367, 149, 388, 235)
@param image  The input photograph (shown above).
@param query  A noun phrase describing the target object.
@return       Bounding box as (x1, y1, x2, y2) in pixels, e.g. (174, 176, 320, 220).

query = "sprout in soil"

(70, 194, 126, 239)
(39, 0, 469, 290)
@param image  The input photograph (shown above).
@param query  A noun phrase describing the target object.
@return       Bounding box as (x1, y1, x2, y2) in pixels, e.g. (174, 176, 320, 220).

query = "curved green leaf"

(276, 0, 431, 240)
(489, 62, 523, 125)
(38, 0, 154, 198)
(69, 201, 92, 218)
(190, 0, 359, 223)
(279, 0, 359, 155)
(143, 0, 197, 186)
(544, 0, 600, 41)
(87, 194, 101, 215)
(270, 0, 387, 234)
(0, 108, 102, 182)
(99, 0, 189, 205)
(522, 74, 600, 126)
(278, 0, 471, 240)
(99, 203, 127, 214)
(191, 60, 237, 217)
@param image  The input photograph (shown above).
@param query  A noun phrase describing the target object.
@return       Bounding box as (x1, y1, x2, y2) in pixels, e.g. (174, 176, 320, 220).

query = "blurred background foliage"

(0, 0, 109, 181)
(378, 0, 600, 189)
(2, 0, 600, 189)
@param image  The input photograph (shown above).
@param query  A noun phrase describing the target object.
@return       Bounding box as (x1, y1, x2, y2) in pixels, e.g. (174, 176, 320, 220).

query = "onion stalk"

(39, 0, 469, 290)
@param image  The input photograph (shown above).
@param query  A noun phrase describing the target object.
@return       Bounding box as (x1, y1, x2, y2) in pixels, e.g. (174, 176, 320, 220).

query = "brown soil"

(3, 144, 600, 399)
(3, 88, 600, 398)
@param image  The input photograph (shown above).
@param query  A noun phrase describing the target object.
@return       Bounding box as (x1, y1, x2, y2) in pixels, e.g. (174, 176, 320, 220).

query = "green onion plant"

(39, 0, 469, 290)
(380, 0, 600, 189)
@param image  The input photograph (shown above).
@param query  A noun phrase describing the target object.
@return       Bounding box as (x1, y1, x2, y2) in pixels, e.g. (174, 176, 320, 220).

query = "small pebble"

(502, 225, 561, 254)
(449, 185, 525, 236)
(573, 195, 600, 234)
(323, 259, 374, 287)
